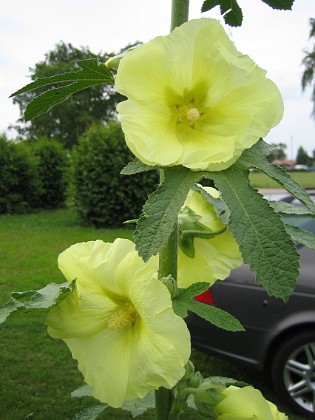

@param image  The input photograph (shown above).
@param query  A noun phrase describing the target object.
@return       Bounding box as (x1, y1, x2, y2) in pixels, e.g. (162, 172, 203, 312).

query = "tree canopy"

(296, 145, 312, 166)
(267, 142, 287, 162)
(12, 42, 136, 148)
(301, 18, 315, 119)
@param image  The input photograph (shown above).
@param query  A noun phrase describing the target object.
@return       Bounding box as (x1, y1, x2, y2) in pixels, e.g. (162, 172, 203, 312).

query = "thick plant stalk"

(170, 0, 190, 31)
(155, 2, 190, 418)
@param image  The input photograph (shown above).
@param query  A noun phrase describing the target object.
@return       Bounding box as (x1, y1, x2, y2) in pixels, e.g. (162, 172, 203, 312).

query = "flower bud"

(188, 371, 203, 388)
(182, 361, 195, 380)
(194, 387, 225, 416)
(105, 54, 125, 71)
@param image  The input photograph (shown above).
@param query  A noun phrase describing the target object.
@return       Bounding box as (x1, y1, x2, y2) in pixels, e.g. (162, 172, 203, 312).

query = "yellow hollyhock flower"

(46, 239, 190, 408)
(177, 186, 242, 288)
(115, 18, 283, 171)
(214, 385, 288, 419)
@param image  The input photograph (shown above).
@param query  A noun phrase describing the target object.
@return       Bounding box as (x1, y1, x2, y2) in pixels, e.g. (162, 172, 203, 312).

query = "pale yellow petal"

(216, 386, 274, 419)
(46, 284, 116, 338)
(115, 18, 283, 171)
(118, 100, 183, 166)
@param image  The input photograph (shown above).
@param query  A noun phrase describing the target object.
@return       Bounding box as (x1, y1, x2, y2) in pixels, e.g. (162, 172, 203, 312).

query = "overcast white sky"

(1, 0, 314, 159)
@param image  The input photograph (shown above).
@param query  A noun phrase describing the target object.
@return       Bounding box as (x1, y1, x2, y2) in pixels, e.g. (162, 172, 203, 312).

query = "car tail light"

(194, 289, 215, 305)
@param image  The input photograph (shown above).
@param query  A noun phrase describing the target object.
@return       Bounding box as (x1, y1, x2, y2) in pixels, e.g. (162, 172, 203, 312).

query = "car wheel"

(271, 330, 315, 417)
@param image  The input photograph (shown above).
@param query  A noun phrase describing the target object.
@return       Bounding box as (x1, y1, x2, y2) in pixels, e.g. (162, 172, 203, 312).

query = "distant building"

(272, 159, 296, 169)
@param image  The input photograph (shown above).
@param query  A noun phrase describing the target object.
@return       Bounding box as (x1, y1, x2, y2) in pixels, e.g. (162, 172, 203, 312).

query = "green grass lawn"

(250, 169, 315, 189)
(0, 208, 306, 419)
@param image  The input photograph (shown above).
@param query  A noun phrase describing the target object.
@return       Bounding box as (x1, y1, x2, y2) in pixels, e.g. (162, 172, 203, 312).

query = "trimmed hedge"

(0, 135, 69, 214)
(72, 122, 159, 228)
(0, 136, 41, 214)
(31, 138, 69, 209)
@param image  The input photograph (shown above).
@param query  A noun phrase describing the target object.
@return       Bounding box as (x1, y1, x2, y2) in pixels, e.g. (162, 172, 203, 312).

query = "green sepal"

(180, 235, 196, 258)
(0, 282, 74, 324)
(178, 205, 226, 258)
(10, 59, 114, 121)
(134, 166, 204, 262)
(205, 163, 300, 301)
(194, 388, 225, 417)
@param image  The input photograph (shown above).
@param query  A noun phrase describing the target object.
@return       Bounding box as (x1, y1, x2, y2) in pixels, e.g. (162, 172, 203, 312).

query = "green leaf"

(203, 376, 248, 388)
(239, 140, 315, 214)
(206, 163, 300, 300)
(170, 407, 208, 419)
(173, 300, 189, 318)
(221, 0, 243, 27)
(201, 0, 221, 12)
(176, 282, 212, 301)
(121, 159, 157, 175)
(10, 59, 114, 121)
(73, 404, 109, 420)
(173, 282, 210, 318)
(121, 391, 155, 417)
(186, 300, 244, 331)
(201, 0, 243, 27)
(71, 388, 154, 418)
(269, 200, 313, 215)
(260, 0, 294, 10)
(134, 166, 204, 262)
(193, 184, 230, 224)
(71, 384, 93, 398)
(285, 224, 315, 250)
(173, 282, 243, 331)
(0, 282, 73, 324)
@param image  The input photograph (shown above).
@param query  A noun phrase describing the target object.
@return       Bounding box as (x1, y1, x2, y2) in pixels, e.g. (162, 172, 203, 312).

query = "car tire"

(271, 329, 315, 418)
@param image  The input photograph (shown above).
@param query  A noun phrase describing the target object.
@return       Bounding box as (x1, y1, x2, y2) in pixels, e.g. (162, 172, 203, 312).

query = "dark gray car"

(187, 206, 315, 418)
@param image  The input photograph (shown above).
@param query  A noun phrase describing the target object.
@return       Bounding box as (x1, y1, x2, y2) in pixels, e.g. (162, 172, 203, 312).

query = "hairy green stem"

(158, 228, 178, 279)
(155, 386, 174, 420)
(170, 0, 190, 31)
(155, 2, 190, 419)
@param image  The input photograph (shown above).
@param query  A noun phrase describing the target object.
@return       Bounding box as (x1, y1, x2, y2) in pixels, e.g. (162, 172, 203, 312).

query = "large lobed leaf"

(134, 166, 203, 262)
(206, 163, 300, 300)
(201, 0, 293, 27)
(201, 0, 243, 26)
(240, 140, 315, 214)
(0, 282, 73, 324)
(10, 59, 114, 121)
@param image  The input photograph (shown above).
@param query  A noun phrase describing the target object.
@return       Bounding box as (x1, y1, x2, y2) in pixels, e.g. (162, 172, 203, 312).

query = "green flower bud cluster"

(171, 362, 288, 419)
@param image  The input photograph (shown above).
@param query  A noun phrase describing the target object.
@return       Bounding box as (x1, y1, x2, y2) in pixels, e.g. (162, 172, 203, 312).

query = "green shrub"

(0, 135, 41, 213)
(72, 122, 159, 227)
(31, 138, 69, 209)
